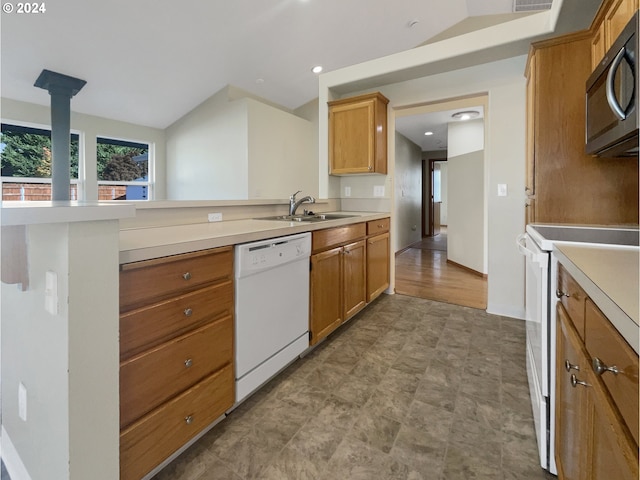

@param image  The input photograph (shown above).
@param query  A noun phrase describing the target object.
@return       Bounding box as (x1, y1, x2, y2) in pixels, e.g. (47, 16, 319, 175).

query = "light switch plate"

(344, 186, 351, 197)
(497, 184, 508, 197)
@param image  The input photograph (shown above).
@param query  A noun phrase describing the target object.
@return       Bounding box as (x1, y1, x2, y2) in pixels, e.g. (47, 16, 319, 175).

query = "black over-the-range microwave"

(586, 11, 638, 157)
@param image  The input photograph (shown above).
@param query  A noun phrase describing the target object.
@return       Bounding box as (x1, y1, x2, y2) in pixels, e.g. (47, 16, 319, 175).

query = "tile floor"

(154, 294, 557, 480)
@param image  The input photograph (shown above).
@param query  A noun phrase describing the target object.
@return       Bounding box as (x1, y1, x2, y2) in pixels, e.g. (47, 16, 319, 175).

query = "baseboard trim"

(445, 259, 487, 278)
(1, 426, 32, 480)
(395, 246, 412, 256)
(487, 303, 526, 320)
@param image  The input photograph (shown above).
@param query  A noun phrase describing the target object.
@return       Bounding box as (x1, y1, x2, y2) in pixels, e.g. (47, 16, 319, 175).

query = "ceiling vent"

(513, 0, 553, 12)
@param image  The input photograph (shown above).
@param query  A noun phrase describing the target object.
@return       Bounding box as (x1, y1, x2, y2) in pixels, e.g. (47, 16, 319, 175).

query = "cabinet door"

(367, 232, 389, 302)
(591, 21, 606, 71)
(343, 240, 367, 320)
(329, 99, 375, 174)
(310, 247, 343, 345)
(589, 390, 639, 480)
(525, 51, 536, 198)
(605, 0, 638, 48)
(556, 304, 590, 480)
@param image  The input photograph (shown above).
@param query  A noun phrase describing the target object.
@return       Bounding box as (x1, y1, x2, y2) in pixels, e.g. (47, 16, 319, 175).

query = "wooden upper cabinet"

(525, 31, 639, 225)
(605, 0, 638, 48)
(591, 0, 639, 70)
(525, 51, 536, 197)
(328, 92, 389, 175)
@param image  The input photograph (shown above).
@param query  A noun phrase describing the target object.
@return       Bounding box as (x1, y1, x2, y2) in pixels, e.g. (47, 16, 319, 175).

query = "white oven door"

(517, 233, 550, 469)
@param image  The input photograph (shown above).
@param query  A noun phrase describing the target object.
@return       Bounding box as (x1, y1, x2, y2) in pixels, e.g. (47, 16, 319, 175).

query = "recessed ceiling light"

(255, 78, 265, 84)
(408, 19, 419, 28)
(312, 65, 323, 74)
(424, 131, 433, 136)
(452, 110, 480, 121)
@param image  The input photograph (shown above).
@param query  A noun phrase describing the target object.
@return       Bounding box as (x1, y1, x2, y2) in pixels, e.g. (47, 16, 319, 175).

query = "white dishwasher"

(234, 232, 311, 403)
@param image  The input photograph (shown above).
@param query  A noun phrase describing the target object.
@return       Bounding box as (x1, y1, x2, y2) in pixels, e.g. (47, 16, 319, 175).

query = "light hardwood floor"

(395, 231, 487, 310)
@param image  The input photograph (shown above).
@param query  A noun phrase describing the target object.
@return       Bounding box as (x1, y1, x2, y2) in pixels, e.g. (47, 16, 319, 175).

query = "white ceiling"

(1, 0, 530, 129)
(395, 107, 485, 152)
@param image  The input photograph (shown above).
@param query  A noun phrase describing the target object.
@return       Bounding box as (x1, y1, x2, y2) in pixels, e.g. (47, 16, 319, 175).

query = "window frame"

(0, 119, 85, 201)
(96, 135, 154, 201)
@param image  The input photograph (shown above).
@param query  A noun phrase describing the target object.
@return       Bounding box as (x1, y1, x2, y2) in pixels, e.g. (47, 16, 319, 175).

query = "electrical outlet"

(18, 382, 27, 421)
(208, 213, 223, 222)
(373, 186, 385, 197)
(344, 186, 351, 197)
(45, 270, 58, 315)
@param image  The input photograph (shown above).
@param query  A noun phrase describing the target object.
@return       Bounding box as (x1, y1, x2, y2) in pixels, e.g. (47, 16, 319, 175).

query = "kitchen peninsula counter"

(119, 212, 390, 264)
(554, 243, 639, 353)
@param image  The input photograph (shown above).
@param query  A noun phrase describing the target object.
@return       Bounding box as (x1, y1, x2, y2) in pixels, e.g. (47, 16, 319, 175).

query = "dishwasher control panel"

(235, 232, 311, 277)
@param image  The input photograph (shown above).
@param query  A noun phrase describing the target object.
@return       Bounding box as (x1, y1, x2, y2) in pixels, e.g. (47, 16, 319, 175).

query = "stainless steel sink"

(256, 213, 358, 223)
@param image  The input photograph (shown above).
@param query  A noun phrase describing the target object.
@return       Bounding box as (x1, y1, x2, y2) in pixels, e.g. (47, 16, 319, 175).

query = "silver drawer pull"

(565, 360, 580, 372)
(592, 357, 619, 376)
(184, 308, 193, 317)
(184, 358, 193, 368)
(185, 415, 193, 425)
(378, 224, 384, 228)
(570, 374, 589, 388)
(182, 272, 192, 281)
(556, 289, 569, 298)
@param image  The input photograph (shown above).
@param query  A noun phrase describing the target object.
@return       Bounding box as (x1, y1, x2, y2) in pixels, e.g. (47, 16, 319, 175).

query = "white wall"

(394, 132, 422, 251)
(447, 119, 486, 274)
(247, 99, 317, 199)
(436, 161, 448, 225)
(1, 220, 121, 480)
(165, 87, 317, 201)
(165, 87, 249, 200)
(0, 98, 167, 200)
(447, 150, 486, 274)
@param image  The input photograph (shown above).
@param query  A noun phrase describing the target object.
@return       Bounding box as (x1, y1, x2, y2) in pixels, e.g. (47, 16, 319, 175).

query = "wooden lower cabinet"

(119, 246, 235, 480)
(310, 246, 344, 345)
(343, 239, 367, 318)
(555, 296, 638, 480)
(309, 219, 390, 345)
(309, 239, 366, 345)
(120, 365, 234, 480)
(367, 232, 389, 302)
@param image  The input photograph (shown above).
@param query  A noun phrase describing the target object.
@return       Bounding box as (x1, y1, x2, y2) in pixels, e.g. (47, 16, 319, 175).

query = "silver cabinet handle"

(565, 360, 580, 372)
(185, 415, 193, 425)
(184, 358, 193, 368)
(184, 308, 193, 317)
(592, 357, 619, 376)
(570, 374, 589, 388)
(556, 289, 569, 298)
(182, 272, 192, 280)
(368, 165, 373, 171)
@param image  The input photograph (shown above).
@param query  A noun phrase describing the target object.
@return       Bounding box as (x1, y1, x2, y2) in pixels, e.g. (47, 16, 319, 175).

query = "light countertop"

(1, 201, 135, 226)
(554, 243, 639, 353)
(119, 212, 390, 264)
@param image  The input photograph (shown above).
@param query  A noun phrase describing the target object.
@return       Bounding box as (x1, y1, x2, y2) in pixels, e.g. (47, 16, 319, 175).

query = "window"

(97, 137, 152, 200)
(0, 123, 80, 201)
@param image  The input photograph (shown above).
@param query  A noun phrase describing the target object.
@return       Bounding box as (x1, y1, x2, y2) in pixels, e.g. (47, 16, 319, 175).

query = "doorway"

(393, 96, 488, 309)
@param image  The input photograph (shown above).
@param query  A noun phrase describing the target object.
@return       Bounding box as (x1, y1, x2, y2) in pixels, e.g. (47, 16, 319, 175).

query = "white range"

(516, 224, 639, 474)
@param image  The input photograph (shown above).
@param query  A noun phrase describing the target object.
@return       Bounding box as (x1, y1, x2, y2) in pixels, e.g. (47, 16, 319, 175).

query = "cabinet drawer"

(120, 316, 233, 429)
(312, 223, 366, 253)
(120, 364, 234, 480)
(366, 217, 390, 235)
(557, 265, 587, 339)
(585, 298, 639, 445)
(120, 247, 233, 311)
(120, 281, 233, 360)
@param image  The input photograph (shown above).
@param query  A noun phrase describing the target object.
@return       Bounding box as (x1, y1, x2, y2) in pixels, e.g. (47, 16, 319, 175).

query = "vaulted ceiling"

(2, 0, 543, 129)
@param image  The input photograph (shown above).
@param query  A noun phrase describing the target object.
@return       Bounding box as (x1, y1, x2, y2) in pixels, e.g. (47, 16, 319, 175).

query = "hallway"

(395, 229, 488, 310)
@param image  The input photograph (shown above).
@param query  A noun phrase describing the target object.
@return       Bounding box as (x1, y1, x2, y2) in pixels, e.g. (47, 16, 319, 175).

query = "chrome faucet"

(289, 190, 316, 216)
